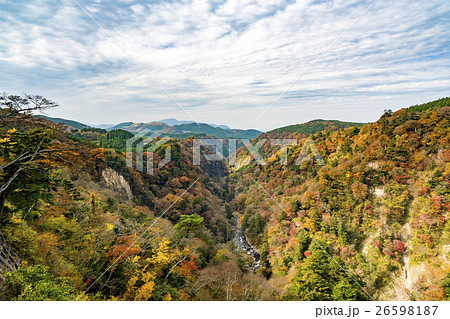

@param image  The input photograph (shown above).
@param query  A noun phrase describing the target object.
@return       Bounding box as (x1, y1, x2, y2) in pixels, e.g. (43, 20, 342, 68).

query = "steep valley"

(0, 96, 449, 301)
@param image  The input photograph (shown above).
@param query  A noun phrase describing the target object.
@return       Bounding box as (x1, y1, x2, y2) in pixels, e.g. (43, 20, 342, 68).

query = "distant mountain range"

(37, 115, 369, 141)
(107, 121, 169, 132)
(102, 121, 260, 139)
(37, 115, 261, 139)
(159, 118, 231, 130)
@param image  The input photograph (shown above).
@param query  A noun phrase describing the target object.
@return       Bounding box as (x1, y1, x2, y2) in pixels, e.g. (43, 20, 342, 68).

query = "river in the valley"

(232, 216, 261, 271)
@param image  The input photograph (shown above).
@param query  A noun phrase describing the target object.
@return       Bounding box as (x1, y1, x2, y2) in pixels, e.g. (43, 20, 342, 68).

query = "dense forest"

(0, 93, 449, 300)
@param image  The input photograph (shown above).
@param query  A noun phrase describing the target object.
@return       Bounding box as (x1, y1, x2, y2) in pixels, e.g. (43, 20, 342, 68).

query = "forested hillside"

(0, 93, 449, 301)
(230, 99, 450, 300)
(37, 115, 89, 130)
(267, 119, 365, 136)
(0, 93, 265, 300)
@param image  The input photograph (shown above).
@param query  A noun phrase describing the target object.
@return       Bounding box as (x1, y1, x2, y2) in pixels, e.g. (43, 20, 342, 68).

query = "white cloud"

(0, 0, 449, 130)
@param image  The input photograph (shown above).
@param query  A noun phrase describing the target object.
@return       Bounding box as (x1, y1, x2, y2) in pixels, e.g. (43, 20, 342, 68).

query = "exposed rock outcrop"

(101, 168, 133, 201)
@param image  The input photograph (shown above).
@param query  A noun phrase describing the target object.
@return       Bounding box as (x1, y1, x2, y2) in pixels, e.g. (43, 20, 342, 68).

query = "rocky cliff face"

(101, 168, 133, 201)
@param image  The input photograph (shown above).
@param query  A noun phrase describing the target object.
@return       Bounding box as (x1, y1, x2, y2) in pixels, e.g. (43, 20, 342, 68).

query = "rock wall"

(101, 167, 133, 201)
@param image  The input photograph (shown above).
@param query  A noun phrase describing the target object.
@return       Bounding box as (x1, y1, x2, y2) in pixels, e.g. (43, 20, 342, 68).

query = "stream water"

(232, 216, 261, 271)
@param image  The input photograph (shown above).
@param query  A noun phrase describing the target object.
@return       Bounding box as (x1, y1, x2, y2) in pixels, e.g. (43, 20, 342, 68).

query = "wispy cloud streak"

(0, 0, 448, 129)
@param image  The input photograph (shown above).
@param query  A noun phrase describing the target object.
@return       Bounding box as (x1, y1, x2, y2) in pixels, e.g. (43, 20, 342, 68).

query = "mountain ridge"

(38, 116, 261, 139)
(37, 115, 89, 130)
(266, 119, 366, 135)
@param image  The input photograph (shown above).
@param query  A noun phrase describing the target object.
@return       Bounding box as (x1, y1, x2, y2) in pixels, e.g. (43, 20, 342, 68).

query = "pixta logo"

(126, 130, 171, 175)
(193, 137, 325, 166)
(126, 133, 324, 174)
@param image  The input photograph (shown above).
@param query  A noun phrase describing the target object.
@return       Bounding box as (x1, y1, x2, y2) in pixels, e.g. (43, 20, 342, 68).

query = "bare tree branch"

(0, 92, 58, 119)
(164, 255, 188, 280)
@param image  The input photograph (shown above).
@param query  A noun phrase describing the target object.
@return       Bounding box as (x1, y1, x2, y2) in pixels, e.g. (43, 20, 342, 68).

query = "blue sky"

(0, 0, 449, 131)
